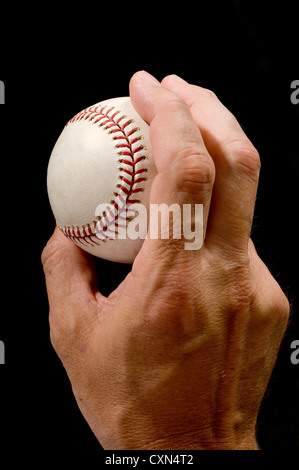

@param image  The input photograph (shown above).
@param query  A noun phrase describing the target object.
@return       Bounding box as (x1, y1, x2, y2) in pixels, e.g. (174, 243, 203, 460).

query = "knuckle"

(165, 96, 189, 116)
(174, 148, 215, 194)
(49, 308, 77, 363)
(225, 139, 261, 176)
(41, 232, 65, 275)
(49, 311, 65, 355)
(250, 273, 290, 335)
(41, 239, 55, 269)
(201, 87, 218, 100)
(254, 297, 290, 345)
(266, 285, 290, 325)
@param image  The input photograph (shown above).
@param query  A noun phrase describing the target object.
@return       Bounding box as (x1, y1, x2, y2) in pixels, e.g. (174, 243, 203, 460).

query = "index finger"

(129, 71, 215, 260)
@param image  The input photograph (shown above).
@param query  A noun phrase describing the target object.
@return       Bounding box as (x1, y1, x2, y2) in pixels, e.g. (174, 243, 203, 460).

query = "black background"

(0, 0, 298, 460)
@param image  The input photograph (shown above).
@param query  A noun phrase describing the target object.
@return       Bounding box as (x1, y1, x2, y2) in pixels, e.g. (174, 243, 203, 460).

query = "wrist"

(110, 430, 259, 451)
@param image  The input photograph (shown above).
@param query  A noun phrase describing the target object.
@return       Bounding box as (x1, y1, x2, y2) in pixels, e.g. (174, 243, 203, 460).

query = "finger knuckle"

(254, 300, 290, 349)
(174, 148, 215, 194)
(266, 285, 290, 326)
(41, 233, 65, 275)
(201, 87, 218, 100)
(41, 239, 55, 268)
(225, 139, 261, 176)
(166, 96, 189, 115)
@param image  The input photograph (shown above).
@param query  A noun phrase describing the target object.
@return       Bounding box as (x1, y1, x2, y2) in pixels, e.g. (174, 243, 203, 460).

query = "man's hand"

(42, 71, 290, 450)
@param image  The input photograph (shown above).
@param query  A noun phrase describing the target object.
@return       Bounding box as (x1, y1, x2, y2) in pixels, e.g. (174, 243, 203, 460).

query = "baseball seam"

(59, 103, 148, 247)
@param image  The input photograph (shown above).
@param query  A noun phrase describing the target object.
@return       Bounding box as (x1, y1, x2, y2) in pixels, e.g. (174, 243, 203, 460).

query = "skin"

(42, 71, 290, 450)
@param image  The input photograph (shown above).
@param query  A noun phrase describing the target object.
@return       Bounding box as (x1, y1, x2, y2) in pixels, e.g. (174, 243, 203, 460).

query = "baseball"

(47, 97, 156, 263)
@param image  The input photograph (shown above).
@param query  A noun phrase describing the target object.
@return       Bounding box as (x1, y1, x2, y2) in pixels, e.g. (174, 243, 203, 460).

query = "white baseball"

(47, 97, 156, 263)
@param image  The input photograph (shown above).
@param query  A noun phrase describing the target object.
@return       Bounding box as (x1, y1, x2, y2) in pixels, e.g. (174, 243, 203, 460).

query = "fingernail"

(137, 70, 161, 85)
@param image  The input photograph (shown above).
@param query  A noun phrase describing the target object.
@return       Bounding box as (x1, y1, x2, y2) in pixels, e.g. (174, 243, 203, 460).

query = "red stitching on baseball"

(60, 103, 148, 247)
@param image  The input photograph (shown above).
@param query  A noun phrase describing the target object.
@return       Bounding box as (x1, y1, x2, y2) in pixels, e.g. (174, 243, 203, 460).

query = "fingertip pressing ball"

(47, 97, 156, 263)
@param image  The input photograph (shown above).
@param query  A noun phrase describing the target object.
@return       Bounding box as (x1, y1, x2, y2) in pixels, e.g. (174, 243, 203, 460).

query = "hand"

(42, 71, 290, 450)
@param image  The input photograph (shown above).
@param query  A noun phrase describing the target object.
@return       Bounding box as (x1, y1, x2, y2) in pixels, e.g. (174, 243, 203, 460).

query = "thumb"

(41, 227, 102, 359)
